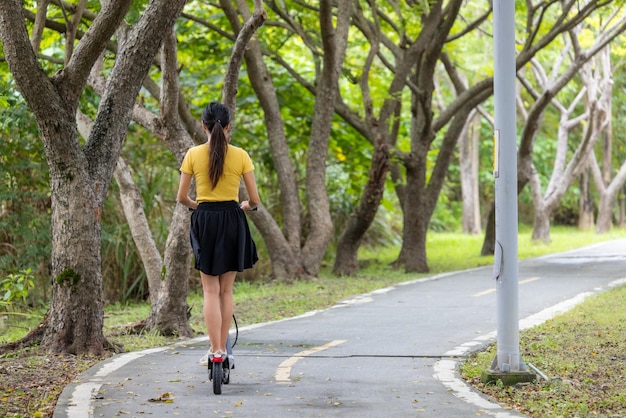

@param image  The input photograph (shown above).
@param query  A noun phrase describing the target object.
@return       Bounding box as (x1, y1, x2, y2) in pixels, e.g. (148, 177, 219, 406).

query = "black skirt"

(190, 201, 258, 276)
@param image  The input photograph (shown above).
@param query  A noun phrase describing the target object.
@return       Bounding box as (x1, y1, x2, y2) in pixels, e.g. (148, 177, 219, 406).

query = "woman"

(177, 101, 259, 365)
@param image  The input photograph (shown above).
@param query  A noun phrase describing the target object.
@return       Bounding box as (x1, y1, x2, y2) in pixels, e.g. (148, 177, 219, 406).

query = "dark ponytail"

(202, 102, 231, 189)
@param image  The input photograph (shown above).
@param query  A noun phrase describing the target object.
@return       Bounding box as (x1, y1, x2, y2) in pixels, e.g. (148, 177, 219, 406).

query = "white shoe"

(199, 349, 213, 366)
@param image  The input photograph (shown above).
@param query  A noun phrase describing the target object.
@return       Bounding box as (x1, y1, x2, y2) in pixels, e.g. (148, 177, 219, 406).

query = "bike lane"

(54, 239, 626, 417)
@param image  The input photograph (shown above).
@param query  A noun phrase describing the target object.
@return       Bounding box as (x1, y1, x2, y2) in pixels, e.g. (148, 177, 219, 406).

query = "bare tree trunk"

(334, 137, 389, 275)
(596, 193, 614, 232)
(144, 204, 194, 336)
(590, 152, 626, 234)
(531, 208, 551, 242)
(601, 122, 613, 186)
(619, 192, 626, 227)
(460, 111, 481, 234)
(529, 162, 552, 243)
(45, 158, 108, 354)
(113, 158, 164, 305)
(591, 46, 620, 233)
(529, 96, 603, 242)
(578, 169, 595, 230)
(481, 203, 496, 256)
(114, 156, 194, 337)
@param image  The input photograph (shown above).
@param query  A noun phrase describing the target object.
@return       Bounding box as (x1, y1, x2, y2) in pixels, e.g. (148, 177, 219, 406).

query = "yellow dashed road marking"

(275, 340, 347, 384)
(473, 276, 541, 297)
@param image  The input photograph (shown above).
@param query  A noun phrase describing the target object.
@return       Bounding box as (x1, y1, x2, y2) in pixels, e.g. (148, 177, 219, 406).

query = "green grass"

(461, 285, 626, 417)
(359, 225, 626, 276)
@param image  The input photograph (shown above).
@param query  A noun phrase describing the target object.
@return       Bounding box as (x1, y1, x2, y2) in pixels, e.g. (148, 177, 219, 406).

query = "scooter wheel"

(212, 361, 223, 394)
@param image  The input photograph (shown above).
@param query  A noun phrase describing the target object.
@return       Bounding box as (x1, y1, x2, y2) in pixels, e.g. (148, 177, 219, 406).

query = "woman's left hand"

(240, 200, 257, 212)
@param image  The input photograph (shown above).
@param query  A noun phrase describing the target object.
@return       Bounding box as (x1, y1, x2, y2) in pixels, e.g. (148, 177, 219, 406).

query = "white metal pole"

(493, 0, 523, 373)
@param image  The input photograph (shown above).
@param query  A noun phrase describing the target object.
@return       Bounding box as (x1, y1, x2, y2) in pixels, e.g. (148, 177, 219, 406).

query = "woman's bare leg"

(201, 272, 221, 352)
(218, 271, 237, 352)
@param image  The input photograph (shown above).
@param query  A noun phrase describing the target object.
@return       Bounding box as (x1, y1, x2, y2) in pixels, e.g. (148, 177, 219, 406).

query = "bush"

(0, 268, 35, 310)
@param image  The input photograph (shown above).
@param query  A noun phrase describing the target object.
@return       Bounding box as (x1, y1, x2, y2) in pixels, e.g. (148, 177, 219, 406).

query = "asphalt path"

(53, 239, 626, 418)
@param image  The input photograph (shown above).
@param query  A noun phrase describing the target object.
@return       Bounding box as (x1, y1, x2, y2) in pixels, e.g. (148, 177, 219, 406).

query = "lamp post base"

(481, 369, 536, 386)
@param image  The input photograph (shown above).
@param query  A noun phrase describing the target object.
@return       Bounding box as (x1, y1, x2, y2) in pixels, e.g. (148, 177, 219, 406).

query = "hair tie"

(216, 119, 221, 125)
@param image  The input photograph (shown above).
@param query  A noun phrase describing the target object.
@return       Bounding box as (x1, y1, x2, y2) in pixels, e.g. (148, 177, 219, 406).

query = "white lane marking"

(473, 276, 541, 297)
(64, 347, 168, 418)
(434, 277, 626, 418)
(275, 340, 347, 384)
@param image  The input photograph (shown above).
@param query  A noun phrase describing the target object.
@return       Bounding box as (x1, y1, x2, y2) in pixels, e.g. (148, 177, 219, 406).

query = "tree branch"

(54, 0, 131, 110)
(223, 0, 267, 115)
(31, 0, 50, 52)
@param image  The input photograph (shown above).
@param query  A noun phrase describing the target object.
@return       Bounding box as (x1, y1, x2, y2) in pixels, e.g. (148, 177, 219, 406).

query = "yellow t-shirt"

(180, 143, 254, 202)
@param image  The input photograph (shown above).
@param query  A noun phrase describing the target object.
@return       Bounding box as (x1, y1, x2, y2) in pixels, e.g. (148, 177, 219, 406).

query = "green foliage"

(106, 241, 147, 301)
(0, 269, 35, 309)
(361, 203, 403, 248)
(0, 75, 51, 305)
(446, 2, 493, 83)
(430, 195, 462, 232)
(101, 205, 149, 303)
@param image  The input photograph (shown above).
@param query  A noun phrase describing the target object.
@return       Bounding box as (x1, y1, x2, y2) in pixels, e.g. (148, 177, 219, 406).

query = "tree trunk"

(593, 45, 618, 233)
(44, 152, 108, 354)
(333, 137, 389, 275)
(332, 5, 416, 275)
(600, 49, 613, 186)
(593, 159, 626, 233)
(144, 204, 194, 337)
(395, 0, 465, 273)
(619, 192, 626, 227)
(525, 40, 611, 241)
(596, 193, 614, 233)
(0, 0, 129, 355)
(113, 158, 164, 305)
(481, 203, 496, 256)
(399, 140, 432, 272)
(115, 159, 194, 337)
(460, 112, 481, 234)
(0, 0, 187, 354)
(531, 205, 551, 243)
(578, 170, 595, 230)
